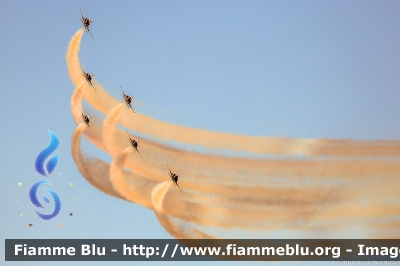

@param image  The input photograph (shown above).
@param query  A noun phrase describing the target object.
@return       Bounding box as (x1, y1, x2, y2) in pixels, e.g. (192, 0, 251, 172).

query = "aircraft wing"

(167, 165, 172, 174)
(175, 182, 182, 192)
(135, 148, 142, 157)
(85, 122, 94, 133)
(79, 107, 84, 118)
(86, 27, 93, 37)
(89, 81, 96, 90)
(128, 104, 136, 113)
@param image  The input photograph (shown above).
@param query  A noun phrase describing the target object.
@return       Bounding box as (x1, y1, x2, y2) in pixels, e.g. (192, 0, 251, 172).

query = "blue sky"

(1, 1, 399, 265)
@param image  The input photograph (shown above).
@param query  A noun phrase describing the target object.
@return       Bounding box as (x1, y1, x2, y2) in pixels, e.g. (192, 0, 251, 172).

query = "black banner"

(5, 239, 400, 261)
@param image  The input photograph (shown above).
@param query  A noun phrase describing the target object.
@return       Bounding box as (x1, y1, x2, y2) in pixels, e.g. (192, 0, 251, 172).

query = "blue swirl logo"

(29, 180, 61, 220)
(35, 130, 60, 176)
(30, 130, 61, 220)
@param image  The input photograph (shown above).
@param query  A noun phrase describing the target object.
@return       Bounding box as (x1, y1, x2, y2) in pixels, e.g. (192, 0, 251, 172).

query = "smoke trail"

(102, 103, 125, 158)
(71, 123, 125, 200)
(96, 99, 400, 226)
(94, 136, 324, 230)
(74, 114, 356, 230)
(72, 110, 400, 236)
(67, 28, 400, 238)
(97, 94, 400, 189)
(151, 181, 216, 239)
(104, 143, 302, 229)
(72, 113, 400, 234)
(73, 121, 399, 235)
(101, 107, 399, 211)
(70, 81, 86, 124)
(70, 77, 105, 150)
(70, 89, 400, 235)
(67, 28, 85, 87)
(109, 147, 157, 208)
(151, 181, 183, 238)
(66, 30, 400, 157)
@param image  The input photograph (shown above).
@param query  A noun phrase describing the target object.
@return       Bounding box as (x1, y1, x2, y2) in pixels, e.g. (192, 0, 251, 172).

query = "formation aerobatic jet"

(167, 165, 182, 191)
(80, 9, 93, 37)
(127, 132, 142, 157)
(121, 87, 135, 113)
(79, 107, 93, 133)
(80, 65, 95, 90)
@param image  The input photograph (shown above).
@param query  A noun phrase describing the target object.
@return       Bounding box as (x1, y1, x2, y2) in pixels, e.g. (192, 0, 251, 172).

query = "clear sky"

(1, 1, 399, 266)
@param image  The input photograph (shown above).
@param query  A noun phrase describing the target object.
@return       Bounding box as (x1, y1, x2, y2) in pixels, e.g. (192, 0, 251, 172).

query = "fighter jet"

(79, 107, 93, 133)
(80, 9, 93, 37)
(167, 165, 182, 192)
(80, 65, 95, 90)
(127, 132, 142, 157)
(120, 87, 135, 113)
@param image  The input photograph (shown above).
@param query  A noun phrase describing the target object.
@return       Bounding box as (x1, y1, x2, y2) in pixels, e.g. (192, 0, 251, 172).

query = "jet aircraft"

(80, 9, 93, 37)
(79, 107, 94, 133)
(167, 165, 182, 191)
(127, 132, 142, 157)
(121, 87, 135, 113)
(80, 65, 96, 90)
